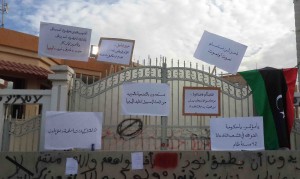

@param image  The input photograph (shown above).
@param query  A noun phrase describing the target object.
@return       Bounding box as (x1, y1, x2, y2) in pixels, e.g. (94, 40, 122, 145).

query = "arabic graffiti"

(0, 95, 43, 104)
(190, 133, 211, 150)
(102, 127, 210, 150)
(6, 156, 34, 176)
(2, 151, 300, 178)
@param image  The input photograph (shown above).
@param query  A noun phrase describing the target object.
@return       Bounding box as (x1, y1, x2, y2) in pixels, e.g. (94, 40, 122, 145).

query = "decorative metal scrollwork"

(71, 64, 252, 100)
(9, 115, 41, 137)
(293, 119, 300, 134)
(72, 66, 163, 98)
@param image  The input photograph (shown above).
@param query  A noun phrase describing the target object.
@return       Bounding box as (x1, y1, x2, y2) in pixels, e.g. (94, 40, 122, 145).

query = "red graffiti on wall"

(153, 152, 178, 169)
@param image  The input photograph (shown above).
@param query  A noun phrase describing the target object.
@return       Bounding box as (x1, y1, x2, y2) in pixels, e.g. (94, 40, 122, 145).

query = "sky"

(2, 0, 298, 72)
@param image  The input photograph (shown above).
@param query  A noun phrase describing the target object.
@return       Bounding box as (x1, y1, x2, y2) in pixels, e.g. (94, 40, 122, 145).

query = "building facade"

(0, 28, 125, 89)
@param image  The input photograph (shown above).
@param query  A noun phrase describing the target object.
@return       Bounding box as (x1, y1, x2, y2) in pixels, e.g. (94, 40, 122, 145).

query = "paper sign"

(65, 158, 78, 175)
(44, 111, 103, 150)
(97, 37, 135, 65)
(194, 31, 247, 74)
(210, 117, 264, 151)
(183, 87, 220, 116)
(131, 152, 144, 170)
(38, 22, 92, 61)
(122, 82, 170, 116)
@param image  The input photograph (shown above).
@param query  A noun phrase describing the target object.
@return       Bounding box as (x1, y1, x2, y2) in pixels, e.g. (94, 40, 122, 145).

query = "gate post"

(1, 113, 9, 151)
(48, 65, 74, 111)
(39, 65, 74, 151)
(161, 58, 168, 150)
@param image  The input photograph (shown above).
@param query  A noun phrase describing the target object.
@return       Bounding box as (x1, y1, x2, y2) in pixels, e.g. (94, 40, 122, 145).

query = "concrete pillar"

(48, 65, 75, 111)
(39, 65, 74, 151)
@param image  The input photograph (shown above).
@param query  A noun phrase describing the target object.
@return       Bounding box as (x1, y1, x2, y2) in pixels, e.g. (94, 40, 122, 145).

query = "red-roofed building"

(0, 28, 125, 89)
(0, 28, 59, 89)
(0, 28, 127, 119)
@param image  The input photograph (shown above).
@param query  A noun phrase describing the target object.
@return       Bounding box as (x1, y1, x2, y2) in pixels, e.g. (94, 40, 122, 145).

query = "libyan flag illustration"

(239, 67, 297, 150)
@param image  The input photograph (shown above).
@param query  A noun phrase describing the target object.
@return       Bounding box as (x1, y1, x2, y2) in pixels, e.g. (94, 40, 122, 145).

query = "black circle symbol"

(117, 118, 143, 140)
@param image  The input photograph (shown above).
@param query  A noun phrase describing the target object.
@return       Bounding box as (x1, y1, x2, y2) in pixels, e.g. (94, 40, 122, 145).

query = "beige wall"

(0, 28, 61, 71)
(0, 45, 56, 72)
(0, 151, 299, 178)
(0, 28, 124, 81)
(0, 45, 54, 90)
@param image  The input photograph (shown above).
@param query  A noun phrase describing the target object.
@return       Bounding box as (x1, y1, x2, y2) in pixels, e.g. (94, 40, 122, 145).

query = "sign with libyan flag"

(239, 67, 297, 150)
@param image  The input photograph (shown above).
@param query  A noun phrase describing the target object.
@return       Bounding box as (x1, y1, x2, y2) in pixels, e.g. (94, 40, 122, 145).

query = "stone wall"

(1, 150, 299, 178)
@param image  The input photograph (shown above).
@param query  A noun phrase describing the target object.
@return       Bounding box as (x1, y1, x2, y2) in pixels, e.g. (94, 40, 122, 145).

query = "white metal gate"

(0, 65, 74, 152)
(69, 59, 253, 151)
(2, 64, 300, 152)
(0, 90, 52, 151)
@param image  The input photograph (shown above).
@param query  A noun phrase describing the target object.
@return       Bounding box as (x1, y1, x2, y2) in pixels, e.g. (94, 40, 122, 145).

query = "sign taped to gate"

(44, 111, 103, 150)
(210, 117, 264, 151)
(122, 82, 170, 116)
(183, 87, 220, 116)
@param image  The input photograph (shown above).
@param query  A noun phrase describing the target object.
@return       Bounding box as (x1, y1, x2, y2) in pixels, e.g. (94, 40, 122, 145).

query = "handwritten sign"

(210, 117, 264, 151)
(97, 38, 135, 65)
(38, 22, 92, 61)
(194, 31, 247, 74)
(44, 111, 103, 150)
(122, 82, 170, 116)
(183, 87, 220, 116)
